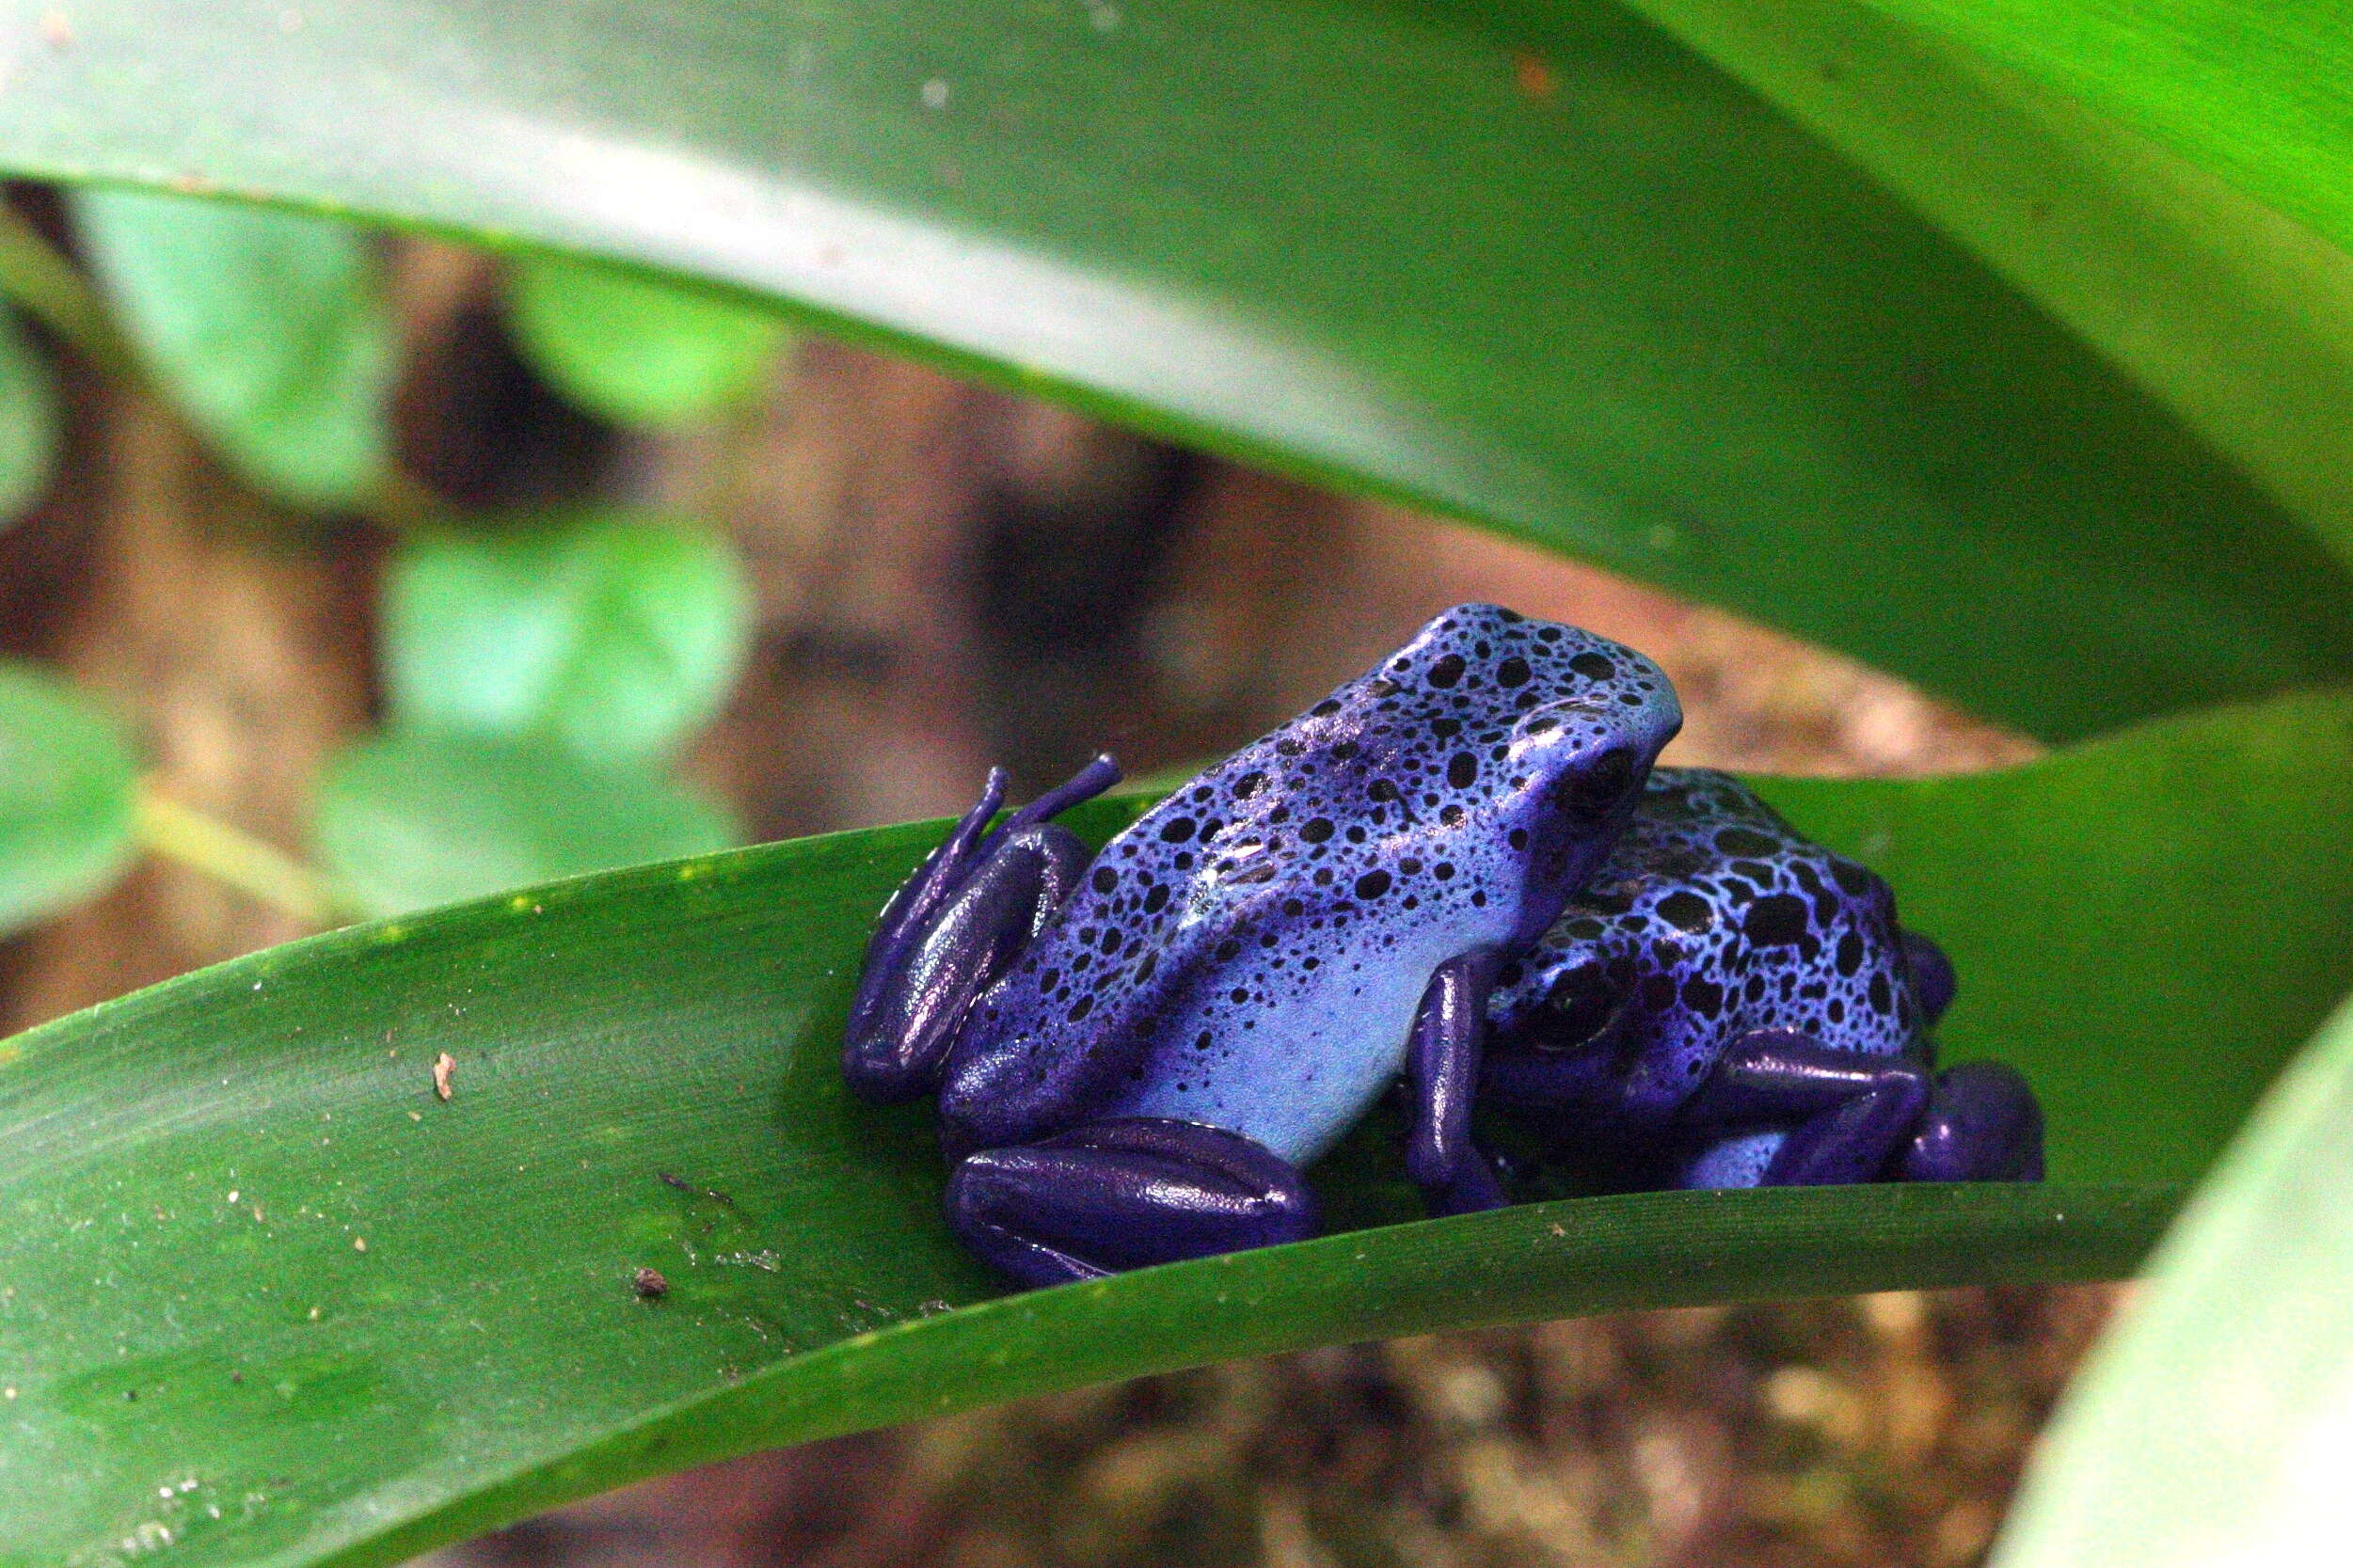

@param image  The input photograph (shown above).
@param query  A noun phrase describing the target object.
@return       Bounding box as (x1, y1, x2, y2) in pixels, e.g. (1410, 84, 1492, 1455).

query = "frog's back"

(940, 604, 1680, 1163)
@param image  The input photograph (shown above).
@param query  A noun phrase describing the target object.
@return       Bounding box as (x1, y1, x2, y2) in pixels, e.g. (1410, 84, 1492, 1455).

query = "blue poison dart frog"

(1483, 767, 2043, 1191)
(842, 606, 2042, 1288)
(843, 604, 1679, 1285)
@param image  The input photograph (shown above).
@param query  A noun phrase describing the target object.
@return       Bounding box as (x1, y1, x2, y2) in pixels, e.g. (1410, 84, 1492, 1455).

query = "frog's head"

(1391, 604, 1681, 940)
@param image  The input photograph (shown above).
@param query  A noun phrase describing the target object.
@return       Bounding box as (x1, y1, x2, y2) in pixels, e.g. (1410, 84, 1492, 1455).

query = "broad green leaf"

(506, 253, 794, 427)
(1613, 0, 2353, 572)
(0, 659, 137, 935)
(383, 510, 754, 768)
(311, 733, 738, 917)
(1757, 685, 2353, 1185)
(0, 309, 57, 527)
(4, 3, 2351, 738)
(1845, 3, 2353, 284)
(6, 689, 2351, 1565)
(1990, 995, 2353, 1568)
(71, 187, 392, 512)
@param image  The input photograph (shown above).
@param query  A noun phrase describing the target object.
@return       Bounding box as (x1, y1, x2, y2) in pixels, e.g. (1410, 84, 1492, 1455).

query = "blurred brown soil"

(0, 271, 2089, 1568)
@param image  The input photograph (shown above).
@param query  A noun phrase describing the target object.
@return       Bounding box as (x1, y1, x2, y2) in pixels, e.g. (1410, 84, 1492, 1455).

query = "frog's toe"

(1900, 1060, 2043, 1182)
(945, 1117, 1318, 1288)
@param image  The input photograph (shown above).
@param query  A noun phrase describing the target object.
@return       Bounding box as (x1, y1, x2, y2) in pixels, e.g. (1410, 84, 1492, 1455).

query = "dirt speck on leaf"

(432, 1053, 455, 1101)
(1512, 50, 1555, 101)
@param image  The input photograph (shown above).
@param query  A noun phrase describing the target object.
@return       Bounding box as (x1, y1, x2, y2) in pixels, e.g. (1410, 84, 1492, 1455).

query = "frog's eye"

(1566, 747, 1637, 810)
(1534, 960, 1624, 1052)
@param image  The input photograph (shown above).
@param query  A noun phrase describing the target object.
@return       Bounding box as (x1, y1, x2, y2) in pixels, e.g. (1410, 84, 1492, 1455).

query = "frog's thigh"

(945, 1117, 1318, 1289)
(1901, 1060, 2043, 1182)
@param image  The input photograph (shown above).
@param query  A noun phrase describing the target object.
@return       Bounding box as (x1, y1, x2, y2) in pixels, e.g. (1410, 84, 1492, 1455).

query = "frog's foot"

(1900, 1060, 2043, 1181)
(844, 755, 1121, 1105)
(1684, 1030, 1932, 1187)
(945, 1117, 1318, 1288)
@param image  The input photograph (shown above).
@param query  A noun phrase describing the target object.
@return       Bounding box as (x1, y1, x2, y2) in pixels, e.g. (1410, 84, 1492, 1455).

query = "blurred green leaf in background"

(1995, 995, 2353, 1568)
(507, 254, 796, 428)
(384, 509, 755, 768)
(0, 658, 136, 936)
(0, 309, 58, 527)
(72, 187, 393, 512)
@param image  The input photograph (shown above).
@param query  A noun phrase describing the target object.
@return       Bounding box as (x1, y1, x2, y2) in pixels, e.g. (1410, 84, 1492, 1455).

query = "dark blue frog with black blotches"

(842, 604, 1682, 1285)
(843, 607, 2043, 1290)
(1483, 767, 2042, 1191)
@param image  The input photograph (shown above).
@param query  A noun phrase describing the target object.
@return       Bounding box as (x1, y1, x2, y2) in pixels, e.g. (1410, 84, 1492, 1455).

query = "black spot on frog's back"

(1741, 894, 1811, 946)
(1714, 827, 1781, 858)
(1655, 890, 1715, 934)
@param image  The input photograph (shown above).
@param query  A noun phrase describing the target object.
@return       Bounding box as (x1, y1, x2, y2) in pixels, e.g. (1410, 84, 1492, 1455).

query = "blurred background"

(2, 198, 2097, 1566)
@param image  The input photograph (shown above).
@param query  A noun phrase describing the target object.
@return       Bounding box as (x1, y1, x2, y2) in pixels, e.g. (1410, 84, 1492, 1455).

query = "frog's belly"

(1105, 959, 1439, 1168)
(1679, 1130, 1787, 1189)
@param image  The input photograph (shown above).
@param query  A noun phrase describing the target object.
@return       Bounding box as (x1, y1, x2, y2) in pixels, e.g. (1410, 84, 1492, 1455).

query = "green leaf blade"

(0, 659, 138, 935)
(7, 2, 2352, 736)
(1757, 687, 2353, 1185)
(1851, 1, 2353, 277)
(6, 688, 2351, 1564)
(71, 187, 393, 512)
(383, 510, 755, 768)
(1612, 0, 2353, 576)
(1992, 996, 2353, 1568)
(310, 732, 739, 917)
(507, 254, 794, 427)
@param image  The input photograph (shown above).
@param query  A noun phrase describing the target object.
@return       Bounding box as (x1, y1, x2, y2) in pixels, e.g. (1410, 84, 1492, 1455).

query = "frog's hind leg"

(1682, 1030, 1931, 1187)
(1900, 1060, 2043, 1181)
(1900, 929, 1958, 1025)
(946, 1117, 1318, 1288)
(843, 754, 1121, 1105)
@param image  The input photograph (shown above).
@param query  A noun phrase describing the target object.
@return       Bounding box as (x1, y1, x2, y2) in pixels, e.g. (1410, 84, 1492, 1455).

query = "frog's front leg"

(1406, 952, 1510, 1215)
(945, 1118, 1319, 1287)
(842, 754, 1121, 1104)
(1681, 1030, 1932, 1186)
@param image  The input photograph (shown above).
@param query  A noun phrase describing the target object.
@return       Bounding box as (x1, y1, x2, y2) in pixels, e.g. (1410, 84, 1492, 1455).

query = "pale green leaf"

(384, 509, 754, 767)
(311, 732, 739, 916)
(72, 187, 392, 511)
(0, 658, 138, 934)
(507, 254, 793, 427)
